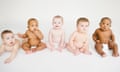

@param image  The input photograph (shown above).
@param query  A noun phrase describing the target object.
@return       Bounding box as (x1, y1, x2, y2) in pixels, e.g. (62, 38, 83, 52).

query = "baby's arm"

(4, 40, 20, 64)
(0, 45, 5, 56)
(69, 32, 76, 49)
(59, 31, 65, 47)
(18, 32, 27, 38)
(92, 29, 100, 43)
(111, 31, 115, 42)
(34, 30, 43, 40)
(48, 30, 54, 46)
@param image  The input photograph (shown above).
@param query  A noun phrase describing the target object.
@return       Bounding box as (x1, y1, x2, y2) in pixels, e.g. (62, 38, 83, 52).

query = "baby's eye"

(11, 36, 14, 39)
(58, 22, 61, 24)
(81, 25, 84, 27)
(85, 25, 88, 27)
(107, 24, 109, 25)
(6, 37, 10, 40)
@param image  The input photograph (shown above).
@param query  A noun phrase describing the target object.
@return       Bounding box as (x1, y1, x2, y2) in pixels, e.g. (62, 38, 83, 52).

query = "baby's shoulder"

(72, 31, 79, 35)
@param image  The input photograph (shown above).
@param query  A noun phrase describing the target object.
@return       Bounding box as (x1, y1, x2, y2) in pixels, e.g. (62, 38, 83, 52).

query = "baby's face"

(77, 22, 89, 33)
(100, 19, 111, 31)
(52, 18, 63, 29)
(29, 21, 38, 31)
(3, 33, 15, 46)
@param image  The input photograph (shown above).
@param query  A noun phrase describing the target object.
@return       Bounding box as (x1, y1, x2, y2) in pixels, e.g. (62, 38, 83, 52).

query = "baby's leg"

(46, 43, 55, 51)
(22, 42, 32, 54)
(82, 45, 91, 55)
(108, 41, 119, 57)
(66, 43, 76, 55)
(57, 43, 66, 52)
(95, 43, 106, 57)
(32, 42, 46, 52)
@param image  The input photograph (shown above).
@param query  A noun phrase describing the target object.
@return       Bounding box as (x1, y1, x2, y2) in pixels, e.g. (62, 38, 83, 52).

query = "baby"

(18, 18, 46, 54)
(67, 17, 91, 55)
(47, 15, 65, 52)
(93, 17, 119, 57)
(0, 30, 20, 64)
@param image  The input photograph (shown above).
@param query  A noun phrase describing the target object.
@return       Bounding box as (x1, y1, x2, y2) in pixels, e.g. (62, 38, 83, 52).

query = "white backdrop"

(0, 0, 120, 72)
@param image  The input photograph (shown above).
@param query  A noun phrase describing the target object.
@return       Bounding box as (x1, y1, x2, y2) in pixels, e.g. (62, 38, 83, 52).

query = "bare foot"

(26, 50, 32, 54)
(112, 53, 119, 57)
(50, 48, 55, 52)
(84, 51, 92, 55)
(4, 58, 12, 64)
(57, 48, 62, 52)
(32, 48, 37, 53)
(74, 50, 80, 56)
(101, 52, 107, 57)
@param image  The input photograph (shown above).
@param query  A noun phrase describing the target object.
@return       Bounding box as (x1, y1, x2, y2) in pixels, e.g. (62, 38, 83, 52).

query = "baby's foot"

(74, 50, 80, 56)
(101, 52, 107, 57)
(26, 50, 32, 54)
(112, 53, 119, 57)
(50, 48, 55, 52)
(32, 48, 37, 53)
(57, 48, 62, 52)
(84, 51, 92, 55)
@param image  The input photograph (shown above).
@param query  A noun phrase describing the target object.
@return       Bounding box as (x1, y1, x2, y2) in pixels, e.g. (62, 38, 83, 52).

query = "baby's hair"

(76, 17, 89, 26)
(1, 30, 13, 39)
(100, 17, 112, 24)
(28, 18, 38, 26)
(52, 15, 63, 22)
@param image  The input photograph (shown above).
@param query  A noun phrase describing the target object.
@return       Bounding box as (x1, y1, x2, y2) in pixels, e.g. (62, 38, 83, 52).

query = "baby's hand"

(96, 40, 100, 44)
(4, 58, 12, 64)
(17, 33, 24, 38)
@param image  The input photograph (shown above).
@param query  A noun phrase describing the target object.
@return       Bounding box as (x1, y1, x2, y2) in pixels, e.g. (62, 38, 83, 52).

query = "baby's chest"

(27, 33, 37, 38)
(5, 46, 13, 52)
(52, 31, 62, 37)
(75, 34, 87, 41)
(98, 31, 111, 38)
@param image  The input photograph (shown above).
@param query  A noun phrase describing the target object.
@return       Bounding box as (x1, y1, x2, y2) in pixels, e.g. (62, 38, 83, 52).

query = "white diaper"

(31, 46, 37, 49)
(54, 43, 59, 49)
(103, 44, 110, 55)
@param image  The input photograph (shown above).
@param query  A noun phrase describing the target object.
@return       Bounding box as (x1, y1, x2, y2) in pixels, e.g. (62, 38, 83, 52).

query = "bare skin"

(0, 33, 20, 64)
(18, 19, 46, 54)
(47, 16, 65, 52)
(93, 18, 119, 57)
(67, 20, 91, 55)
(47, 29, 65, 52)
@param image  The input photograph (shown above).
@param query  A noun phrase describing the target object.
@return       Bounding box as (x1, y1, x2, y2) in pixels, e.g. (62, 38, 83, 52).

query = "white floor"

(0, 46, 120, 72)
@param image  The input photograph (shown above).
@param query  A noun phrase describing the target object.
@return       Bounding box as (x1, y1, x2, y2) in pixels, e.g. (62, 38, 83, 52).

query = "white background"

(0, 0, 120, 72)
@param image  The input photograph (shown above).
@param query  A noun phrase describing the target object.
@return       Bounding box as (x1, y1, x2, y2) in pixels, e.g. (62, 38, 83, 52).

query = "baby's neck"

(53, 27, 61, 30)
(78, 30, 87, 34)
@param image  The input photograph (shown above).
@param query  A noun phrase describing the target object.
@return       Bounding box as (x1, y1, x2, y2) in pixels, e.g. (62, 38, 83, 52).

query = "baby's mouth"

(10, 42, 14, 46)
(56, 26, 59, 27)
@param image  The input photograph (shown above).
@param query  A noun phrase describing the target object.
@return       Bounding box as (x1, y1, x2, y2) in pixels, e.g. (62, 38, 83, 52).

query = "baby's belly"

(100, 39, 109, 44)
(28, 39, 40, 46)
(74, 41, 84, 48)
(53, 38, 60, 43)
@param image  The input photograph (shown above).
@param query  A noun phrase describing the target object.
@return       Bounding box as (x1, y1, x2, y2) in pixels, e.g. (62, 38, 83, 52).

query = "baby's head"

(99, 17, 111, 31)
(76, 17, 89, 33)
(1, 30, 15, 46)
(28, 18, 38, 31)
(52, 15, 63, 29)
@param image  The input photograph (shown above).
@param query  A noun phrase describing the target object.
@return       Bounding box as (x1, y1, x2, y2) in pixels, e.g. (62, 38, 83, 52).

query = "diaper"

(31, 46, 37, 49)
(103, 44, 110, 55)
(54, 43, 59, 49)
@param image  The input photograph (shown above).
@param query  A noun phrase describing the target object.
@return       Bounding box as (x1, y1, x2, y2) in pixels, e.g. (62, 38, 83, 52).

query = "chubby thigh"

(73, 41, 84, 48)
